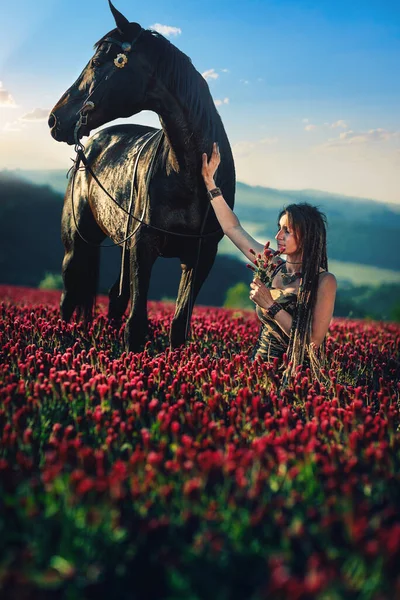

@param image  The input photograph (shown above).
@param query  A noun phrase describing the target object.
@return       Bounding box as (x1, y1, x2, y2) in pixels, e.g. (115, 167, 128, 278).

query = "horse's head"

(49, 1, 153, 145)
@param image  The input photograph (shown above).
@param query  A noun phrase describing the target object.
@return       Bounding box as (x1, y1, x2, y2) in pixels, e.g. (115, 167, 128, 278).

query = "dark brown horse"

(49, 1, 235, 352)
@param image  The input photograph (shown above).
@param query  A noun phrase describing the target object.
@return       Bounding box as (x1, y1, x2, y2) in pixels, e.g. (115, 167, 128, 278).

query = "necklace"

(286, 260, 302, 265)
(280, 264, 302, 285)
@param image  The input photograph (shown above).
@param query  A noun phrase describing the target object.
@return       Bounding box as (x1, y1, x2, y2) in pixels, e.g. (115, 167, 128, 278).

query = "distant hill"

(6, 169, 399, 218)
(4, 169, 70, 196)
(1, 171, 399, 319)
(0, 172, 251, 306)
(233, 182, 400, 270)
(3, 168, 399, 272)
(235, 181, 400, 223)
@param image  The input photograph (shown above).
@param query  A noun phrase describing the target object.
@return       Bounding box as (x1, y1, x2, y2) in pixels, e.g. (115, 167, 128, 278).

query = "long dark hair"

(278, 203, 328, 379)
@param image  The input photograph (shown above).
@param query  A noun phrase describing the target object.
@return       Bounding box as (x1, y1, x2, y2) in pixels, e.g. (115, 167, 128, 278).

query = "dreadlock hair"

(279, 203, 328, 382)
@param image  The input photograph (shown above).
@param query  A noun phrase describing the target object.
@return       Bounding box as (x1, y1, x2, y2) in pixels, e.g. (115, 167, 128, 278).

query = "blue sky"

(1, 0, 399, 203)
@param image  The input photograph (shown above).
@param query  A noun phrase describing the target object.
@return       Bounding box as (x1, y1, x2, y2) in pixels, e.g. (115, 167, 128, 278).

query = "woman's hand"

(202, 142, 220, 189)
(249, 277, 274, 309)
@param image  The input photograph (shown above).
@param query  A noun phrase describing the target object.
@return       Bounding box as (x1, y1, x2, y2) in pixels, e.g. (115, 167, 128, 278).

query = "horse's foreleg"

(124, 233, 159, 353)
(60, 188, 105, 322)
(60, 238, 101, 322)
(170, 245, 217, 348)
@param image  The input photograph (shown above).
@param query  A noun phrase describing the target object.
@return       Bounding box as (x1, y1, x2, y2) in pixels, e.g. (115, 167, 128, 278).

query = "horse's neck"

(157, 110, 194, 176)
(149, 80, 232, 187)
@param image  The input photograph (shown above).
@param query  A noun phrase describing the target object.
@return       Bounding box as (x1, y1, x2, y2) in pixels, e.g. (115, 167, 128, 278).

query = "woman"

(202, 143, 337, 377)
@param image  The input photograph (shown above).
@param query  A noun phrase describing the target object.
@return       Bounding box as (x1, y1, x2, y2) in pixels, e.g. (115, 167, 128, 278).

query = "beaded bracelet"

(266, 302, 283, 319)
(207, 187, 222, 201)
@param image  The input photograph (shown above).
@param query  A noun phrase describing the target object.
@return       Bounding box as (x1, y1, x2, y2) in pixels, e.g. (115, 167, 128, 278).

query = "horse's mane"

(95, 27, 220, 143)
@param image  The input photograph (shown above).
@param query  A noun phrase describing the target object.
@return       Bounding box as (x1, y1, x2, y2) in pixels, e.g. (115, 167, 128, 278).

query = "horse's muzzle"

(48, 112, 61, 141)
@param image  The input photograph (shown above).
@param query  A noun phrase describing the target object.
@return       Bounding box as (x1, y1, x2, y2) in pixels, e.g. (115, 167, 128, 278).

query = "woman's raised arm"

(202, 143, 265, 261)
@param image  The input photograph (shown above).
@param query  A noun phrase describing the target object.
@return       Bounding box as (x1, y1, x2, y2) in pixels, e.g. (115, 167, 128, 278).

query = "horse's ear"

(108, 1, 130, 33)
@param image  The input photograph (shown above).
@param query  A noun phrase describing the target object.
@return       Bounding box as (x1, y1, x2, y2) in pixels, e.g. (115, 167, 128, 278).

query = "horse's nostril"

(48, 112, 56, 129)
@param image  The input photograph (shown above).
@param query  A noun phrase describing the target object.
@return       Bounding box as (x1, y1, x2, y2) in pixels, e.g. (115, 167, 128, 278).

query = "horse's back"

(85, 124, 159, 165)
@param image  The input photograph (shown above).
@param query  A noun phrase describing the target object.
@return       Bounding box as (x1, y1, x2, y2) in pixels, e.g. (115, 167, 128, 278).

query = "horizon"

(3, 166, 399, 210)
(1, 0, 399, 205)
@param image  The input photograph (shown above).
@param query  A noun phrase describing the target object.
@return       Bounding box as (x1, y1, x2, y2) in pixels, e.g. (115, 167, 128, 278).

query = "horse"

(48, 0, 235, 353)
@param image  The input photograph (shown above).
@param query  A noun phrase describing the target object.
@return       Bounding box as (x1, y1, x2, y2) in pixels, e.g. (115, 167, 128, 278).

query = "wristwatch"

(207, 187, 222, 201)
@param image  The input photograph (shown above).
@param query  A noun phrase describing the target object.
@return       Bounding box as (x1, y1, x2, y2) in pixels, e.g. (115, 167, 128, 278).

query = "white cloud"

(233, 136, 278, 157)
(304, 124, 317, 131)
(324, 128, 399, 147)
(149, 23, 182, 37)
(302, 118, 309, 123)
(260, 137, 278, 145)
(3, 121, 22, 132)
(2, 107, 52, 132)
(20, 108, 50, 121)
(240, 79, 249, 85)
(202, 69, 219, 81)
(0, 82, 17, 108)
(214, 97, 229, 106)
(221, 68, 230, 73)
(232, 141, 256, 157)
(330, 120, 348, 129)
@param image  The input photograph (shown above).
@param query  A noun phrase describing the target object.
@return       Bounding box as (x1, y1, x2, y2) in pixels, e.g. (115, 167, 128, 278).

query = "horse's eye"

(91, 58, 103, 68)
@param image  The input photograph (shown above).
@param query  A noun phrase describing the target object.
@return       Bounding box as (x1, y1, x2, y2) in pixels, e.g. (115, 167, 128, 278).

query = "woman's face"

(275, 213, 300, 256)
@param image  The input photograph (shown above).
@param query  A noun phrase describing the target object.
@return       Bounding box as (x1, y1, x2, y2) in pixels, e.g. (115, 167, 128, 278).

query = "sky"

(1, 0, 399, 204)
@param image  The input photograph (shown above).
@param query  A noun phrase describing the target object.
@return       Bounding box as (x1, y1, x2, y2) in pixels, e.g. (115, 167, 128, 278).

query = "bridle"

(67, 27, 223, 337)
(72, 31, 144, 146)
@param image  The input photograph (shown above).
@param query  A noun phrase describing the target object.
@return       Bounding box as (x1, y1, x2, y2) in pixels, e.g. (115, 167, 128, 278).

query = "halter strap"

(102, 29, 143, 52)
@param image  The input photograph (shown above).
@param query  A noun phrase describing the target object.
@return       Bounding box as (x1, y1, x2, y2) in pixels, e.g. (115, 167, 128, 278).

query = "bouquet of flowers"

(246, 242, 285, 286)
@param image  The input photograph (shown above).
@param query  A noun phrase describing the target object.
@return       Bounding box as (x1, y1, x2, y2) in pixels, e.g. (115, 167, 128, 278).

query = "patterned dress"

(252, 263, 298, 363)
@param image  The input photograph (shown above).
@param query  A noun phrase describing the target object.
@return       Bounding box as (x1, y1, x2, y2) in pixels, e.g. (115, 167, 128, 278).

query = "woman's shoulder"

(318, 270, 337, 288)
